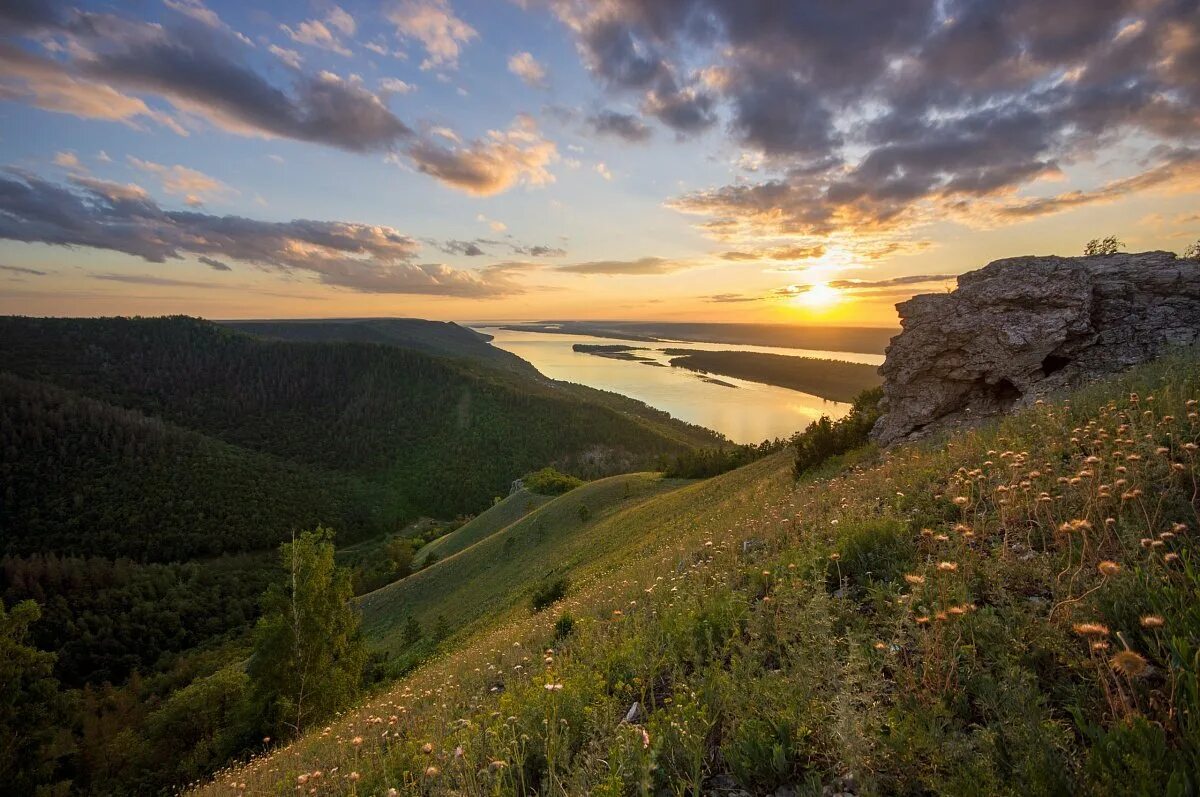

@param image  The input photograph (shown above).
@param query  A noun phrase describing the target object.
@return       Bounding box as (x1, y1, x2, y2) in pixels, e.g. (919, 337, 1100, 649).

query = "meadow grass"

(413, 489, 553, 568)
(361, 472, 693, 659)
(201, 351, 1200, 796)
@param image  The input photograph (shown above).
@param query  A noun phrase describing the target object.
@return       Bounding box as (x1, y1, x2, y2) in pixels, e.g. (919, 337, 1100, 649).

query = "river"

(473, 326, 886, 444)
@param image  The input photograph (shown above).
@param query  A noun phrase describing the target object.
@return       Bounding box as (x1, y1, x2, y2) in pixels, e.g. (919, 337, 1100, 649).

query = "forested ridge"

(0, 314, 721, 794)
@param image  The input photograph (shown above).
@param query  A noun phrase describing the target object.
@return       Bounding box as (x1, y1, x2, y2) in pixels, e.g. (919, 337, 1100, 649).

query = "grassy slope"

(361, 472, 694, 657)
(665, 350, 883, 401)
(413, 489, 552, 566)
(201, 351, 1200, 796)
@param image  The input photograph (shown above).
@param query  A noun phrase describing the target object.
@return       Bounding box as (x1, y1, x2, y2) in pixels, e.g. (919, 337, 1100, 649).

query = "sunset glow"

(0, 1, 1196, 325)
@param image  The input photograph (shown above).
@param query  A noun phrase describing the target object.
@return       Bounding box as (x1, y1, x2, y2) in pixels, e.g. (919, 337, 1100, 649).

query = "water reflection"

(474, 327, 885, 444)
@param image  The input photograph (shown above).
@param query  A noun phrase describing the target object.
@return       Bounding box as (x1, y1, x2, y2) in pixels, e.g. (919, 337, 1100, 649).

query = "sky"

(0, 0, 1197, 327)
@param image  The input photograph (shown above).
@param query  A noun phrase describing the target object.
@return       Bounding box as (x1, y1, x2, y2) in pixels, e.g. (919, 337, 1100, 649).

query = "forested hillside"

(221, 318, 537, 375)
(0, 316, 718, 519)
(0, 314, 723, 794)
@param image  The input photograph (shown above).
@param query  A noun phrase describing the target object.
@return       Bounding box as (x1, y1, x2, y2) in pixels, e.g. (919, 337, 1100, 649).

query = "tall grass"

(200, 351, 1200, 796)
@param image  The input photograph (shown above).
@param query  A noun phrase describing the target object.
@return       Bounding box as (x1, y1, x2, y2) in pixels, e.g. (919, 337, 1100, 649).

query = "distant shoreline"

(495, 321, 895, 356)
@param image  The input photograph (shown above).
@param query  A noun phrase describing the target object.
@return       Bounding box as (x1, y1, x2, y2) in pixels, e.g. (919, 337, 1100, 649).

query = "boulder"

(871, 251, 1200, 445)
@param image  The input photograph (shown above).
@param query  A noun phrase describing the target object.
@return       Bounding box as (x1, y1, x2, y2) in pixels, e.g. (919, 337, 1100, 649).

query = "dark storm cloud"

(553, 0, 1200, 236)
(587, 109, 652, 142)
(0, 172, 517, 296)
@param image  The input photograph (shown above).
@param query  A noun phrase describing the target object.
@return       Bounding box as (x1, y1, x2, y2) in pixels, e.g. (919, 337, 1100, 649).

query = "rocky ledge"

(871, 250, 1200, 445)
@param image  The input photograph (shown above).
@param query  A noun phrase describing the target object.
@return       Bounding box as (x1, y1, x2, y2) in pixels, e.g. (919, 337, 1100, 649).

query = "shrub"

(793, 387, 883, 477)
(532, 577, 569, 611)
(1183, 240, 1200, 260)
(1084, 235, 1124, 256)
(522, 467, 584, 496)
(553, 614, 575, 639)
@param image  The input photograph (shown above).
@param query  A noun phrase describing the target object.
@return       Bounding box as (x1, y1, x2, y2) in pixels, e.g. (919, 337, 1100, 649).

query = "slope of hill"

(201, 349, 1200, 796)
(413, 488, 552, 567)
(362, 472, 692, 661)
(0, 315, 719, 520)
(222, 317, 536, 375)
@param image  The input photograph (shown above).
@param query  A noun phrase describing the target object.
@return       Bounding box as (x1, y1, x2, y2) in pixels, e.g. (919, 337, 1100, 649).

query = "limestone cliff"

(871, 250, 1200, 445)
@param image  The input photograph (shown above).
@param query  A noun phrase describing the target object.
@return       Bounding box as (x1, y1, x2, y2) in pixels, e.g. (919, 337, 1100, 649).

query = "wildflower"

(545, 683, 563, 691)
(348, 772, 360, 782)
(1163, 552, 1180, 563)
(1073, 623, 1110, 637)
(297, 774, 309, 785)
(1110, 650, 1149, 677)
(1097, 560, 1121, 577)
(904, 573, 926, 586)
(421, 742, 434, 754)
(937, 561, 958, 572)
(641, 728, 651, 749)
(1091, 641, 1110, 652)
(424, 766, 441, 777)
(953, 496, 970, 507)
(455, 746, 464, 759)
(915, 615, 930, 625)
(829, 552, 840, 561)
(874, 641, 887, 650)
(351, 736, 363, 747)
(1140, 615, 1165, 629)
(489, 760, 508, 771)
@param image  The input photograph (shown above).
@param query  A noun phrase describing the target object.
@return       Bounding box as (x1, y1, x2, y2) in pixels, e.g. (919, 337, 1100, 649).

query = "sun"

(794, 282, 842, 309)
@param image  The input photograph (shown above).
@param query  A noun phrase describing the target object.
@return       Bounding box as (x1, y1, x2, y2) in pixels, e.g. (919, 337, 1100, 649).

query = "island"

(572, 343, 656, 362)
(663, 350, 882, 402)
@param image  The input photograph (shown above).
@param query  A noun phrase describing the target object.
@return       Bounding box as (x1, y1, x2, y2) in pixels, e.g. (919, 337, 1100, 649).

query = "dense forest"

(0, 314, 723, 794)
(665, 349, 882, 401)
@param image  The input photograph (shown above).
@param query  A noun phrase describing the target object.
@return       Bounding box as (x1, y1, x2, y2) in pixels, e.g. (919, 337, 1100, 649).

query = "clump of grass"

(196, 349, 1200, 796)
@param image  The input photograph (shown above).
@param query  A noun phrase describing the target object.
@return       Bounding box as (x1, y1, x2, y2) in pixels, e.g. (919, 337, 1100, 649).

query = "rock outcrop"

(871, 251, 1200, 445)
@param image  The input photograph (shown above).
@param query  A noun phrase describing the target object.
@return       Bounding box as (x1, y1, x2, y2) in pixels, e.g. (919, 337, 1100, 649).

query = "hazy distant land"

(502, 321, 897, 355)
(569, 340, 882, 401)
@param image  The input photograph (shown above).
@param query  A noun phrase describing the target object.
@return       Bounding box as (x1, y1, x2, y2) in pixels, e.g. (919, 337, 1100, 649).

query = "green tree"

(248, 528, 365, 737)
(385, 536, 416, 579)
(0, 599, 68, 794)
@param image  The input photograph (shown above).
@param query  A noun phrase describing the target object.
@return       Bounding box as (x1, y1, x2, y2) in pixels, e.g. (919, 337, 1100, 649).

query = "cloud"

(93, 272, 214, 288)
(163, 0, 252, 45)
(719, 243, 825, 261)
(127, 157, 235, 205)
(0, 171, 518, 296)
(594, 162, 612, 180)
(198, 255, 231, 271)
(431, 237, 567, 258)
(268, 44, 303, 69)
(547, 0, 1200, 244)
(0, 263, 48, 276)
(508, 51, 548, 88)
(379, 77, 415, 94)
(555, 256, 688, 275)
(477, 213, 506, 232)
(281, 19, 351, 57)
(586, 109, 652, 142)
(704, 292, 763, 303)
(0, 8, 410, 152)
(387, 0, 477, 71)
(407, 114, 557, 195)
(53, 150, 81, 169)
(827, 274, 956, 291)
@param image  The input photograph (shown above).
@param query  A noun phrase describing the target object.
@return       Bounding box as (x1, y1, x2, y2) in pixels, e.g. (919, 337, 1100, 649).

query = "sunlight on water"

(475, 327, 885, 444)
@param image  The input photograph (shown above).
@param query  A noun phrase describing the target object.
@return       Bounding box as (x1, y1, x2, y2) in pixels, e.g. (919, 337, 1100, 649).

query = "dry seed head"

(1140, 615, 1165, 629)
(1097, 560, 1121, 577)
(1073, 622, 1110, 637)
(1110, 650, 1149, 677)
